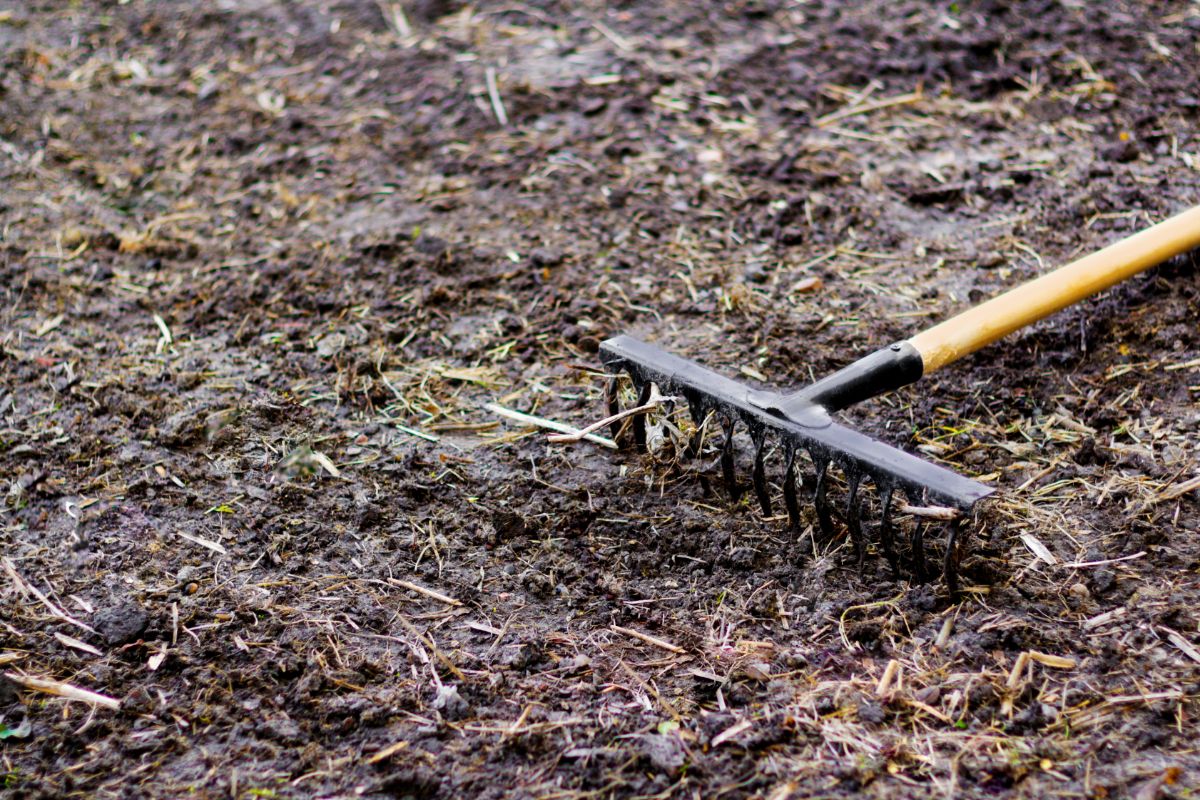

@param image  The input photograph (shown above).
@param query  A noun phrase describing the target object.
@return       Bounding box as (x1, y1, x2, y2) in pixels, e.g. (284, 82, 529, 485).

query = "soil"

(2, 2, 1199, 798)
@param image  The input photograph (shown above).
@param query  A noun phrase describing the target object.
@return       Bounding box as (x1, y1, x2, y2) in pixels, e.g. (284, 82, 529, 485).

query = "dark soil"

(2, 2, 1199, 798)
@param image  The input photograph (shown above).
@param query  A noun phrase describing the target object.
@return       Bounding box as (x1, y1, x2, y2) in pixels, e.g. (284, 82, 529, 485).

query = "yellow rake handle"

(909, 204, 1200, 373)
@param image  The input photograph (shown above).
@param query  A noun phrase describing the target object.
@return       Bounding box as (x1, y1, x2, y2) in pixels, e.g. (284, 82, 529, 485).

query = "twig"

(1019, 533, 1057, 565)
(394, 614, 466, 683)
(547, 396, 678, 445)
(393, 422, 439, 442)
(815, 89, 923, 127)
(592, 21, 633, 51)
(486, 402, 617, 449)
(3, 557, 98, 635)
(1062, 551, 1145, 569)
(908, 698, 956, 724)
(895, 503, 961, 521)
(838, 593, 902, 651)
(1014, 458, 1062, 493)
(611, 625, 685, 654)
(1154, 474, 1200, 502)
(616, 657, 681, 721)
(1027, 651, 1076, 669)
(485, 67, 508, 127)
(53, 632, 102, 656)
(376, 1, 413, 39)
(504, 704, 534, 737)
(934, 615, 955, 649)
(390, 578, 462, 607)
(5, 672, 120, 710)
(1082, 607, 1126, 630)
(1163, 628, 1200, 664)
(367, 740, 410, 764)
(153, 313, 173, 353)
(710, 719, 753, 747)
(1002, 651, 1031, 716)
(176, 530, 227, 555)
(1106, 692, 1181, 705)
(876, 659, 901, 697)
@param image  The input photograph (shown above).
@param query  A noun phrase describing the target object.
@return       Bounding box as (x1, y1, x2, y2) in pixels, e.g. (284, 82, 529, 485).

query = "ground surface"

(2, 1, 1200, 798)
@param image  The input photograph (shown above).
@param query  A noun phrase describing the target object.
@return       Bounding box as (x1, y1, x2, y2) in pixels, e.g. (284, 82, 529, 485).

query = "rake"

(599, 205, 1200, 587)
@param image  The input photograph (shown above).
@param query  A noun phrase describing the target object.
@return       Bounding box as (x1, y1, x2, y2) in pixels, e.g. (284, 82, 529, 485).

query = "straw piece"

(5, 672, 120, 709)
(611, 625, 685, 654)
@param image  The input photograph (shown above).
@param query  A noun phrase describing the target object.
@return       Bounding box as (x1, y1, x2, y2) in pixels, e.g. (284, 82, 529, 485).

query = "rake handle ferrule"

(799, 341, 924, 412)
(907, 204, 1200, 373)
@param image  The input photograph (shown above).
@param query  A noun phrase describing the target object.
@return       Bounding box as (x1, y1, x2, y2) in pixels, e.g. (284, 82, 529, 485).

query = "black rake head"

(599, 335, 995, 588)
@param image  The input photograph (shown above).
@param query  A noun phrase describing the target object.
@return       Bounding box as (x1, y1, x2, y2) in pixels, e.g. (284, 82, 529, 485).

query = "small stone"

(914, 685, 940, 705)
(260, 716, 303, 745)
(743, 264, 768, 284)
(120, 686, 155, 717)
(0, 675, 19, 706)
(1100, 139, 1139, 163)
(1089, 568, 1116, 595)
(641, 733, 686, 775)
(562, 655, 592, 673)
(792, 275, 823, 293)
(581, 96, 607, 115)
(740, 662, 772, 682)
(93, 599, 149, 646)
(432, 684, 470, 720)
(978, 251, 1005, 268)
(530, 247, 563, 267)
(858, 701, 885, 724)
(411, 0, 453, 22)
(414, 233, 451, 257)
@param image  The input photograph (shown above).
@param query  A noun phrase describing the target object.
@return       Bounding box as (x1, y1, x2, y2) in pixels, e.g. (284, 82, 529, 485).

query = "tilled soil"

(2, 2, 1199, 798)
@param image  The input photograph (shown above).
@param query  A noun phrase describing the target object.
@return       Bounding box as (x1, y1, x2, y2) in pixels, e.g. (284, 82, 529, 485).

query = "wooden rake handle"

(908, 204, 1200, 373)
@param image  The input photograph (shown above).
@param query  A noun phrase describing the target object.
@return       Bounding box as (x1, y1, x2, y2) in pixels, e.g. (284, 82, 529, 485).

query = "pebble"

(792, 275, 823, 293)
(858, 701, 885, 724)
(414, 233, 451, 257)
(530, 246, 563, 267)
(93, 599, 149, 646)
(743, 264, 768, 284)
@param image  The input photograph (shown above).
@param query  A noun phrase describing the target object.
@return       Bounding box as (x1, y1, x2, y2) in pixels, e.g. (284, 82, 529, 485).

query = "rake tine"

(783, 447, 801, 532)
(943, 520, 961, 598)
(845, 474, 864, 568)
(605, 375, 623, 443)
(631, 380, 651, 451)
(684, 400, 705, 459)
(910, 523, 928, 583)
(877, 487, 900, 576)
(812, 456, 835, 542)
(720, 417, 741, 501)
(751, 434, 772, 516)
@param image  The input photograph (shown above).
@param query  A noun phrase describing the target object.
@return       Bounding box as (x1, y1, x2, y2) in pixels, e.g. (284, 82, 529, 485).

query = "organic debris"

(1, 2, 1198, 799)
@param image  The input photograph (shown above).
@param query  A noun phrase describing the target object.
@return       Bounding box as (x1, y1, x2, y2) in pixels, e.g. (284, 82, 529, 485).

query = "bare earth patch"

(1, 2, 1199, 798)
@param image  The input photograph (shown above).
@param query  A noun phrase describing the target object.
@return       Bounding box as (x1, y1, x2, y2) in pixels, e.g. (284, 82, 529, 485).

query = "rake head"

(599, 335, 994, 589)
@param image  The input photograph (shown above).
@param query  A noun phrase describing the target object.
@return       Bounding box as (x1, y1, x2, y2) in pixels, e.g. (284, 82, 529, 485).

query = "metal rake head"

(599, 335, 994, 589)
